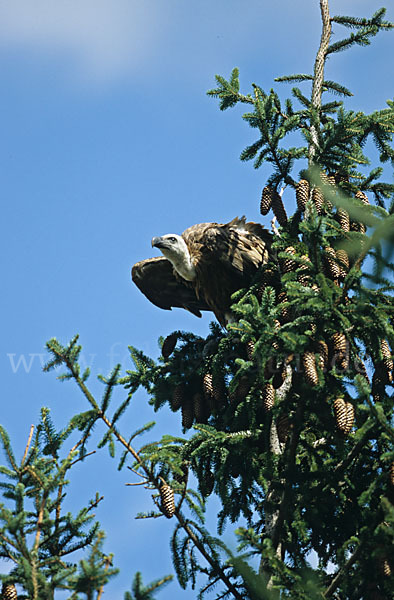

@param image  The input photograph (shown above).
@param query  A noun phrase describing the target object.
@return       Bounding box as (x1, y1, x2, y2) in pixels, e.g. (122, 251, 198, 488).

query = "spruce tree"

(2, 1, 394, 598)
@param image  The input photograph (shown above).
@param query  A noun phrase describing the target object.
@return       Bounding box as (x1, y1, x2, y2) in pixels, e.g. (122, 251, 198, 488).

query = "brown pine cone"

(380, 339, 393, 383)
(378, 557, 392, 578)
(246, 340, 255, 361)
(272, 192, 288, 226)
(202, 469, 215, 496)
(161, 333, 178, 359)
(390, 462, 394, 486)
(355, 190, 369, 205)
(260, 186, 274, 215)
(1, 584, 18, 600)
(324, 247, 340, 279)
(297, 254, 312, 285)
(277, 291, 290, 321)
(336, 249, 349, 278)
(333, 398, 354, 435)
(262, 382, 275, 412)
(193, 392, 207, 423)
(337, 208, 350, 232)
(296, 179, 310, 212)
(332, 332, 348, 369)
(171, 384, 184, 411)
(233, 376, 251, 402)
(351, 220, 366, 234)
(280, 246, 297, 273)
(212, 376, 226, 403)
(302, 352, 319, 386)
(316, 340, 329, 372)
(312, 187, 324, 215)
(160, 483, 175, 518)
(181, 397, 194, 429)
(256, 268, 277, 299)
(332, 332, 347, 355)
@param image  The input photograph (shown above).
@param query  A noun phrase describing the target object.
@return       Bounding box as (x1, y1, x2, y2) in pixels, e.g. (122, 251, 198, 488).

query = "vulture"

(132, 217, 272, 325)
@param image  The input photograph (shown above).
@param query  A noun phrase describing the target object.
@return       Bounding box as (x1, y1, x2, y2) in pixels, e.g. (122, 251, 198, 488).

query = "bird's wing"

(131, 256, 210, 317)
(186, 217, 271, 278)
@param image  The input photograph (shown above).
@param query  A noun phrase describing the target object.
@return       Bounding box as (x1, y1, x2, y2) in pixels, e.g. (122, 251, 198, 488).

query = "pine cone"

(193, 392, 207, 423)
(324, 247, 340, 279)
(390, 462, 394, 486)
(312, 187, 324, 215)
(332, 332, 347, 355)
(272, 192, 288, 226)
(351, 220, 366, 234)
(246, 340, 255, 361)
(297, 254, 312, 285)
(160, 483, 175, 518)
(336, 249, 349, 278)
(1, 585, 17, 600)
(257, 268, 277, 299)
(316, 340, 329, 372)
(161, 333, 178, 359)
(181, 397, 194, 429)
(203, 372, 214, 400)
(277, 291, 290, 321)
(296, 179, 310, 212)
(171, 384, 184, 411)
(379, 557, 392, 578)
(260, 186, 274, 215)
(332, 332, 348, 370)
(380, 339, 393, 383)
(212, 376, 226, 404)
(355, 190, 369, 205)
(277, 415, 290, 443)
(232, 376, 251, 402)
(333, 398, 354, 435)
(262, 383, 275, 412)
(337, 208, 350, 232)
(302, 352, 319, 386)
(281, 246, 297, 273)
(202, 469, 215, 497)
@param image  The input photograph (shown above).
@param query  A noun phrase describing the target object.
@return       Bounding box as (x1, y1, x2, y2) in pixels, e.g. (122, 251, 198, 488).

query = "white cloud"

(0, 0, 165, 85)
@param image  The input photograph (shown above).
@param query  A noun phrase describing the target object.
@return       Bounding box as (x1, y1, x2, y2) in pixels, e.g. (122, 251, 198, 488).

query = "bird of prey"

(132, 217, 272, 325)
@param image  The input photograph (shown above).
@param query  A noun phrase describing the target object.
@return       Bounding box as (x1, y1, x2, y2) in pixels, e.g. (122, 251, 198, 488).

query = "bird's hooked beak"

(151, 236, 166, 249)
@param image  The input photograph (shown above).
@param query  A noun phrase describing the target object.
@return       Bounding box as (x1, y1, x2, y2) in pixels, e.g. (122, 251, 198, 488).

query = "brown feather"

(132, 217, 272, 324)
(131, 256, 210, 317)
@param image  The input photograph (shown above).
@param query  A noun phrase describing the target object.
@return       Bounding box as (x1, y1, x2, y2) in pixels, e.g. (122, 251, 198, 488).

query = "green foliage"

(0, 409, 111, 599)
(124, 572, 172, 600)
(207, 8, 394, 194)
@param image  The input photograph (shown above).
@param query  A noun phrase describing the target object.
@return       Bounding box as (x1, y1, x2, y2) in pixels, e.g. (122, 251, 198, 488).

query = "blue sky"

(1, 1, 393, 597)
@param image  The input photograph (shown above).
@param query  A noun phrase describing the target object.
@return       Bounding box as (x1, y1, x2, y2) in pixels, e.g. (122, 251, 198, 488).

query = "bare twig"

(324, 543, 362, 597)
(309, 0, 331, 164)
(21, 425, 34, 467)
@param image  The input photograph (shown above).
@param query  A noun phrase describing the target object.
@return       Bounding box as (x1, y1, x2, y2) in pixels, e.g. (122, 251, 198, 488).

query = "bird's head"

(151, 234, 195, 281)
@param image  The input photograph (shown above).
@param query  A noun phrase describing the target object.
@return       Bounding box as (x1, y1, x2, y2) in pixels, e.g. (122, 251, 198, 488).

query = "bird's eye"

(168, 236, 176, 242)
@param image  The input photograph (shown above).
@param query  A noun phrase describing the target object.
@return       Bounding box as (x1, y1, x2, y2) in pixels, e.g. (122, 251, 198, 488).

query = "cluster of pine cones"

(259, 180, 393, 436)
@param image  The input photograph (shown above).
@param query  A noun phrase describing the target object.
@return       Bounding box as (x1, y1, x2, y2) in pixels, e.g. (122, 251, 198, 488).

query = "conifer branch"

(323, 542, 363, 597)
(175, 512, 244, 600)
